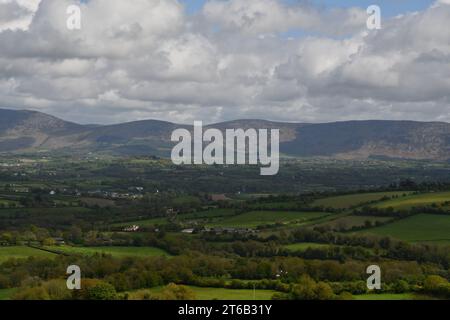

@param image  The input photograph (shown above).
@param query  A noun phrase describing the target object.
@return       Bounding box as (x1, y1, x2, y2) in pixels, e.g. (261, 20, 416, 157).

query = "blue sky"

(182, 0, 435, 16)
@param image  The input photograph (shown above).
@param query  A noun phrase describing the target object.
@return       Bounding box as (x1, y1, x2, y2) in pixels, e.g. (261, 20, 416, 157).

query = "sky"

(183, 0, 436, 17)
(0, 0, 449, 125)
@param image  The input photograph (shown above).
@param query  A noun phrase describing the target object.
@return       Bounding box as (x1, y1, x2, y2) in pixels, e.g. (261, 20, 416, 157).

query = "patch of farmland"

(111, 217, 168, 228)
(208, 211, 332, 228)
(0, 288, 17, 300)
(353, 293, 416, 300)
(374, 191, 450, 210)
(130, 286, 277, 300)
(312, 192, 411, 209)
(179, 208, 236, 220)
(318, 215, 393, 231)
(80, 197, 116, 207)
(358, 214, 450, 244)
(44, 245, 171, 258)
(284, 242, 331, 251)
(0, 246, 56, 263)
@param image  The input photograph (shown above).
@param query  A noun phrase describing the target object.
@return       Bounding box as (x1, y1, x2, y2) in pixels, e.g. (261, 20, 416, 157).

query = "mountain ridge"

(0, 108, 449, 160)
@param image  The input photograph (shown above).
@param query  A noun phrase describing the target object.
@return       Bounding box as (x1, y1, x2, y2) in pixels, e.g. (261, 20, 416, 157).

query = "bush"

(86, 282, 117, 300)
(13, 286, 50, 300)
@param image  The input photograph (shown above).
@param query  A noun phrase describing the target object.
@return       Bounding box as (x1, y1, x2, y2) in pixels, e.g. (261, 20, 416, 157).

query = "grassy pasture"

(248, 202, 300, 210)
(0, 199, 20, 207)
(208, 211, 331, 228)
(179, 209, 236, 220)
(312, 191, 411, 209)
(111, 217, 168, 227)
(284, 242, 330, 251)
(133, 286, 277, 300)
(319, 215, 393, 231)
(374, 191, 450, 210)
(353, 293, 416, 300)
(0, 246, 56, 263)
(112, 209, 237, 227)
(359, 214, 450, 244)
(80, 197, 116, 207)
(44, 245, 171, 258)
(0, 288, 17, 300)
(0, 206, 92, 215)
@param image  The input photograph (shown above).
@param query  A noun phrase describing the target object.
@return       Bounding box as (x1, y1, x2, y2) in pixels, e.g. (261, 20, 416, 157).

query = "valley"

(0, 153, 449, 300)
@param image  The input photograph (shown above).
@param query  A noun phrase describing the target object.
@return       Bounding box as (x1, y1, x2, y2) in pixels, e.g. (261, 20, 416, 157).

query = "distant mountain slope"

(0, 109, 84, 152)
(282, 120, 450, 160)
(0, 108, 449, 160)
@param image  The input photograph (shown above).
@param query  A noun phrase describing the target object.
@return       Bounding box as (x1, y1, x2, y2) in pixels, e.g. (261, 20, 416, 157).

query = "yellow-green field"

(131, 286, 277, 300)
(353, 293, 416, 300)
(284, 242, 330, 251)
(0, 288, 17, 300)
(312, 192, 411, 209)
(359, 214, 450, 244)
(44, 245, 171, 257)
(0, 246, 56, 263)
(207, 211, 331, 228)
(374, 191, 450, 210)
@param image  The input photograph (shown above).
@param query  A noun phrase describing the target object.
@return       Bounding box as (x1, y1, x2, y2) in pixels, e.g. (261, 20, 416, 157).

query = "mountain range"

(0, 108, 449, 160)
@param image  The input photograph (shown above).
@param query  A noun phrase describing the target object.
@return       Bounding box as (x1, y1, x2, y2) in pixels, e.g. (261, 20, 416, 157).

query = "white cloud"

(0, 0, 40, 31)
(0, 0, 448, 124)
(202, 0, 367, 36)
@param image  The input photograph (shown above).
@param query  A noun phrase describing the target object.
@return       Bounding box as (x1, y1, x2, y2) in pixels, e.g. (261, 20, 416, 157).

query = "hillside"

(0, 108, 449, 160)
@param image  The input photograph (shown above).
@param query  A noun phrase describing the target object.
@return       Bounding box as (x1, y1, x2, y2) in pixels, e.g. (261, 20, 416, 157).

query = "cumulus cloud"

(203, 0, 367, 36)
(0, 0, 449, 124)
(0, 0, 40, 31)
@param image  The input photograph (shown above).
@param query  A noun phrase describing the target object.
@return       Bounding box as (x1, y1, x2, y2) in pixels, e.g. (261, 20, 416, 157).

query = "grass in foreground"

(133, 286, 277, 300)
(353, 293, 416, 300)
(0, 288, 17, 300)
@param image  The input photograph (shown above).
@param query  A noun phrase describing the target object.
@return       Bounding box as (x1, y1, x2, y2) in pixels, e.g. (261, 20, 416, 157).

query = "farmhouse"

(123, 225, 140, 232)
(52, 237, 65, 246)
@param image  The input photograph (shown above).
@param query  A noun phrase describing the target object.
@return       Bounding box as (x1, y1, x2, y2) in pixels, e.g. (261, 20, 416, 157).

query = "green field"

(375, 191, 450, 210)
(136, 286, 277, 300)
(319, 215, 393, 231)
(0, 246, 56, 263)
(208, 211, 331, 228)
(360, 214, 450, 243)
(179, 209, 236, 220)
(284, 243, 330, 251)
(353, 293, 415, 300)
(312, 192, 411, 209)
(80, 197, 116, 207)
(111, 217, 168, 228)
(0, 206, 92, 216)
(0, 288, 17, 300)
(248, 201, 300, 210)
(44, 245, 171, 257)
(0, 199, 19, 207)
(112, 209, 237, 228)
